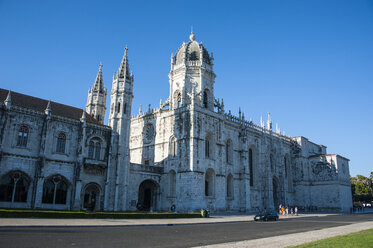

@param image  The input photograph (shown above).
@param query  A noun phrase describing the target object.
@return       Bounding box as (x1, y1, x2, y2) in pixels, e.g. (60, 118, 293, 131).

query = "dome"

(174, 33, 212, 65)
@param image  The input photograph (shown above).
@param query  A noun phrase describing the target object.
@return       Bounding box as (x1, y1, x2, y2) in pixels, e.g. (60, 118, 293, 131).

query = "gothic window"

(174, 90, 181, 109)
(169, 136, 177, 157)
(42, 175, 68, 205)
(117, 102, 121, 113)
(17, 125, 29, 147)
(88, 138, 102, 160)
(205, 168, 215, 196)
(249, 148, 254, 186)
(123, 103, 127, 114)
(0, 171, 29, 203)
(97, 115, 100, 122)
(56, 132, 66, 153)
(143, 124, 155, 143)
(227, 174, 233, 198)
(205, 135, 211, 158)
(168, 170, 176, 197)
(203, 90, 208, 108)
(226, 139, 233, 164)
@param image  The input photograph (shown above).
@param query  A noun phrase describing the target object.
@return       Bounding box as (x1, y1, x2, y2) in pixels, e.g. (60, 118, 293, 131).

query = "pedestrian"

(286, 207, 289, 216)
(279, 204, 282, 214)
(295, 206, 298, 216)
(291, 208, 294, 215)
(282, 206, 285, 215)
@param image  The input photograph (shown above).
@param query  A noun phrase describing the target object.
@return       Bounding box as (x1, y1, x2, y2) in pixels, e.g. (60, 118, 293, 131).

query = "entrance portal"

(83, 184, 100, 211)
(138, 180, 158, 211)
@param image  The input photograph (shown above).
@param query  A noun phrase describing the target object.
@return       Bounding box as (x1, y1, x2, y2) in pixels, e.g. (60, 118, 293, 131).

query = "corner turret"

(86, 63, 107, 124)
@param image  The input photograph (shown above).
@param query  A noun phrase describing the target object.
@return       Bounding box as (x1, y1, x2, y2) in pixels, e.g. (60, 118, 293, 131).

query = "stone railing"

(223, 113, 294, 143)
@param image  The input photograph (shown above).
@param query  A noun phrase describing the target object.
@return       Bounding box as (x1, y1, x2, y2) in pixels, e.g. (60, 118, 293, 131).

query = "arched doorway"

(83, 183, 100, 211)
(138, 180, 158, 211)
(273, 177, 280, 210)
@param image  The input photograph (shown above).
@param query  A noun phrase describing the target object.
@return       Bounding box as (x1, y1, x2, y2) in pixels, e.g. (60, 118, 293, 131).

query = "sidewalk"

(196, 221, 373, 248)
(0, 213, 337, 227)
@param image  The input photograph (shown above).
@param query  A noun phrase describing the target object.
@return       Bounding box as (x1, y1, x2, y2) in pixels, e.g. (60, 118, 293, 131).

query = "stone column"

(73, 180, 82, 210)
(34, 177, 44, 208)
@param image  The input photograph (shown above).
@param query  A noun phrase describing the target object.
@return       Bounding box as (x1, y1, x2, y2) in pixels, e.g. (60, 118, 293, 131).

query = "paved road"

(0, 214, 372, 248)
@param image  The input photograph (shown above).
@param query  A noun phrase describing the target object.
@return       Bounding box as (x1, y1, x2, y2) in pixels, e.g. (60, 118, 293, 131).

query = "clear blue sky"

(0, 0, 372, 177)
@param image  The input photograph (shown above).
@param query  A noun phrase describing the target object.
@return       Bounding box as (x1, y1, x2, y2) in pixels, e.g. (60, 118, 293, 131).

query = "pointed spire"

(45, 100, 52, 115)
(239, 107, 241, 119)
(118, 45, 129, 79)
(4, 90, 11, 109)
(92, 63, 105, 93)
(276, 123, 280, 134)
(139, 104, 142, 115)
(221, 98, 224, 113)
(160, 97, 163, 107)
(80, 110, 86, 122)
(267, 112, 272, 130)
(260, 116, 264, 128)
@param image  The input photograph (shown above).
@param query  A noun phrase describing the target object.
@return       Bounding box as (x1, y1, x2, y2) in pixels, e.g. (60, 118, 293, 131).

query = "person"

(286, 207, 289, 216)
(295, 206, 298, 216)
(282, 206, 285, 215)
(279, 204, 282, 214)
(291, 208, 294, 215)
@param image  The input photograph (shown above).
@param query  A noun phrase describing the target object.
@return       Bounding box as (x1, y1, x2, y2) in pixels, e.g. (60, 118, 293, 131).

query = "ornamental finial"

(189, 27, 195, 41)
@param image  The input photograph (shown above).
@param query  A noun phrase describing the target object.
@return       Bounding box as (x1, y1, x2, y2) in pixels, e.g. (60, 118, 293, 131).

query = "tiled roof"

(0, 88, 103, 126)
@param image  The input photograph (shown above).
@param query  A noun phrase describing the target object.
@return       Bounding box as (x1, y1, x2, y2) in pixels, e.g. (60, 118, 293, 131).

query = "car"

(254, 211, 279, 221)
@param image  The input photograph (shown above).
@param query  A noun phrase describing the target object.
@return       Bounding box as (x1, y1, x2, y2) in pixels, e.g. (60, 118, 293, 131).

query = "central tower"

(169, 32, 216, 110)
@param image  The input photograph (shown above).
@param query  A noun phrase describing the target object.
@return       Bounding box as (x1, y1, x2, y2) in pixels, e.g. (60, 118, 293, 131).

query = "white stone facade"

(0, 33, 352, 213)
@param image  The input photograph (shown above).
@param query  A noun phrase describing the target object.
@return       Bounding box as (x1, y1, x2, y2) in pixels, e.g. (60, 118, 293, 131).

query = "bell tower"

(168, 32, 216, 110)
(107, 46, 134, 211)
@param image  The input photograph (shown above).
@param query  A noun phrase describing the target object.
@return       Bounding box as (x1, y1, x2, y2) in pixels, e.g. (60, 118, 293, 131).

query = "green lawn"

(290, 228, 373, 248)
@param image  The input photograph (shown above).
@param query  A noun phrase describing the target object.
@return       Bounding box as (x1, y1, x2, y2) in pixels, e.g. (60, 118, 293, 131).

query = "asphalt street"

(0, 214, 372, 248)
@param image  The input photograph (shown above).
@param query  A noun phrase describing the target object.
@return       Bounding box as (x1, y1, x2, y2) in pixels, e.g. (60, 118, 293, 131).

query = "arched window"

(168, 170, 176, 197)
(227, 174, 233, 198)
(174, 91, 181, 109)
(97, 115, 100, 122)
(0, 171, 29, 203)
(56, 132, 66, 153)
(249, 148, 253, 186)
(42, 175, 68, 205)
(123, 103, 127, 114)
(205, 135, 212, 158)
(17, 125, 29, 147)
(169, 136, 177, 157)
(117, 102, 121, 113)
(88, 138, 102, 160)
(177, 93, 181, 108)
(95, 142, 101, 160)
(88, 141, 95, 158)
(205, 169, 215, 196)
(226, 139, 233, 164)
(203, 90, 208, 108)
